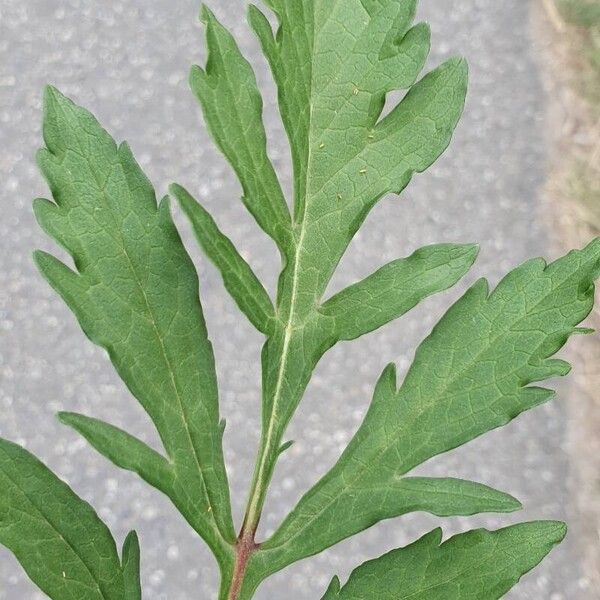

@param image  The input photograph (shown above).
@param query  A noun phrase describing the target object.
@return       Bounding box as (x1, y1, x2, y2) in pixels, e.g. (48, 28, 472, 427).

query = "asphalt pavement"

(0, 0, 593, 598)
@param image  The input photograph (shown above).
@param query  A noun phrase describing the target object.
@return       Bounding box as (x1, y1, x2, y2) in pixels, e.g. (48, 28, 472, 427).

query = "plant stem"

(226, 529, 258, 600)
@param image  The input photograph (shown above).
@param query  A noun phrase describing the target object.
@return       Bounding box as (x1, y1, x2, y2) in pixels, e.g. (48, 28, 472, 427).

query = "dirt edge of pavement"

(532, 1, 600, 593)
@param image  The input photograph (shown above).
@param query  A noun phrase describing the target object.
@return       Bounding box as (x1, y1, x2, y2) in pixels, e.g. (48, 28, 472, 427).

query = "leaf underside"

(11, 0, 598, 598)
(179, 1, 599, 596)
(34, 86, 235, 569)
(181, 13, 472, 590)
(0, 438, 130, 599)
(321, 521, 566, 599)
(255, 238, 600, 574)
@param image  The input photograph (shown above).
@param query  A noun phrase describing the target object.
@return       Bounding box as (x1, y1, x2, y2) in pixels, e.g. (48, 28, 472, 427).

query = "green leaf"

(321, 521, 566, 599)
(0, 438, 125, 599)
(320, 244, 479, 342)
(257, 239, 600, 573)
(249, 0, 435, 222)
(261, 475, 520, 575)
(232, 0, 469, 542)
(249, 0, 465, 295)
(190, 6, 292, 251)
(25, 0, 597, 597)
(183, 3, 470, 586)
(58, 412, 175, 495)
(171, 183, 276, 335)
(122, 531, 142, 600)
(34, 86, 235, 565)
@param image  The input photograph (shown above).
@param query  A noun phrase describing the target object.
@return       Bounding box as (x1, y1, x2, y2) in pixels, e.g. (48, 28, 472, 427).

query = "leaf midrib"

(245, 2, 321, 526)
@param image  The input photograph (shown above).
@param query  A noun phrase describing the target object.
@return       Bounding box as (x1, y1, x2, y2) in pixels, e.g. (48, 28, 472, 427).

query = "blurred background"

(0, 0, 598, 598)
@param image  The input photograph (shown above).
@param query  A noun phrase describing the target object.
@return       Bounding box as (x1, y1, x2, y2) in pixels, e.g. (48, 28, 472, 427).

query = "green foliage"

(184, 11, 470, 571)
(122, 532, 142, 600)
(321, 522, 566, 599)
(0, 1, 598, 599)
(33, 85, 236, 572)
(172, 183, 276, 334)
(250, 238, 600, 581)
(0, 439, 138, 599)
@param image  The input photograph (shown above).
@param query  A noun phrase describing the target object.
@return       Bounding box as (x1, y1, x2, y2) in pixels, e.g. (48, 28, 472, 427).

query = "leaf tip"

(465, 241, 480, 255)
(425, 527, 444, 546)
(189, 63, 207, 88)
(548, 520, 568, 544)
(170, 183, 196, 214)
(278, 440, 295, 455)
(123, 530, 140, 555)
(43, 84, 63, 108)
(574, 326, 595, 335)
(117, 140, 132, 156)
(554, 358, 572, 377)
(324, 575, 341, 597)
(169, 182, 186, 199)
(503, 493, 523, 513)
(32, 196, 54, 215)
(411, 20, 431, 36)
(158, 194, 171, 212)
(32, 249, 51, 270)
(471, 276, 490, 298)
(379, 362, 398, 390)
(515, 520, 567, 547)
(436, 56, 469, 102)
(199, 3, 214, 24)
(56, 411, 76, 427)
(42, 85, 73, 128)
(247, 3, 262, 21)
(455, 242, 480, 266)
(32, 198, 60, 239)
(247, 2, 275, 48)
(448, 55, 469, 76)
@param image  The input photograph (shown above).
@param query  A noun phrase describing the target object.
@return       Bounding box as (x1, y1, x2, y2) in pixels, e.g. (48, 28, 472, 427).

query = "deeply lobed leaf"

(250, 0, 433, 223)
(25, 1, 593, 598)
(321, 522, 566, 599)
(255, 238, 600, 574)
(177, 6, 471, 548)
(248, 0, 468, 306)
(34, 87, 235, 566)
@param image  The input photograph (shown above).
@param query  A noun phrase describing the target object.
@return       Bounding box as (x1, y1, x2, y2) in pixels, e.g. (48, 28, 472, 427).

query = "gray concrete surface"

(0, 0, 593, 598)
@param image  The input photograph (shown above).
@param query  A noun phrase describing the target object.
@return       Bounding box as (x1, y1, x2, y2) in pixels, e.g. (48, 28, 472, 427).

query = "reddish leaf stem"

(227, 527, 258, 600)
